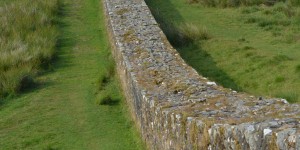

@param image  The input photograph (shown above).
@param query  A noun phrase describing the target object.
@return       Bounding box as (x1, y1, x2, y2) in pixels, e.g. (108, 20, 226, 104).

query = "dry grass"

(0, 0, 59, 97)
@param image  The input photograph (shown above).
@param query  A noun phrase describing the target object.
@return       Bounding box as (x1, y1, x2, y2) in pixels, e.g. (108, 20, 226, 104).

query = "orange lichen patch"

(149, 70, 159, 77)
(142, 69, 166, 86)
(269, 133, 280, 150)
(140, 51, 150, 60)
(234, 136, 242, 150)
(116, 8, 129, 15)
(133, 46, 142, 53)
(123, 29, 141, 43)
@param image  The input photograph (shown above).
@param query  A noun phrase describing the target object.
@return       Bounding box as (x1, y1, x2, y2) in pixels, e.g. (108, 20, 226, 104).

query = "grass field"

(146, 0, 300, 102)
(0, 0, 60, 97)
(0, 0, 144, 149)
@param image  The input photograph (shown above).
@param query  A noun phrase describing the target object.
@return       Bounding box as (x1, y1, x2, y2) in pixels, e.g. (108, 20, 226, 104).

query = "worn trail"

(0, 0, 143, 149)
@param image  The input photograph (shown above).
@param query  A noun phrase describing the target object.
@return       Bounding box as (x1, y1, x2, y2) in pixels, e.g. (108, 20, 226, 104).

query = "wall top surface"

(104, 0, 300, 149)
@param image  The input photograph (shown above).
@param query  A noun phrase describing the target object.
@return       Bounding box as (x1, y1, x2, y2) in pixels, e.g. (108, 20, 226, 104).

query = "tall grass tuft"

(161, 21, 211, 47)
(178, 23, 211, 42)
(0, 0, 60, 97)
(276, 92, 299, 103)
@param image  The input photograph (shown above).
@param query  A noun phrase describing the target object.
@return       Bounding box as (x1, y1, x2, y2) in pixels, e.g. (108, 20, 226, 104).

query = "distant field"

(0, 0, 16, 5)
(0, 0, 59, 97)
(146, 0, 300, 102)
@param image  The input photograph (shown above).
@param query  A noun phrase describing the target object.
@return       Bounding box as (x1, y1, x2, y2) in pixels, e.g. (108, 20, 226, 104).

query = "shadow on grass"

(146, 0, 242, 91)
(97, 93, 121, 106)
(52, 2, 76, 69)
(178, 44, 242, 91)
(100, 98, 120, 106)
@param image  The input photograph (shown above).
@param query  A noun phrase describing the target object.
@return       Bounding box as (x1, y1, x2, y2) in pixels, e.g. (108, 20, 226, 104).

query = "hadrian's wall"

(103, 0, 300, 149)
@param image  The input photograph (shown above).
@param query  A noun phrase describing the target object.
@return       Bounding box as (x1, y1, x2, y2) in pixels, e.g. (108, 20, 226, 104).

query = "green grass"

(0, 0, 59, 97)
(0, 0, 144, 149)
(186, 0, 300, 7)
(146, 0, 300, 102)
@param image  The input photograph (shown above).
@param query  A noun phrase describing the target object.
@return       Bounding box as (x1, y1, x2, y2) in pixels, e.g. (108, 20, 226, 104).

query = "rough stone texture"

(102, 0, 300, 149)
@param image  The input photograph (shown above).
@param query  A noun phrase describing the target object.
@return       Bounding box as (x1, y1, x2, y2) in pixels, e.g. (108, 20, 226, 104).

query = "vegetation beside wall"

(0, 0, 59, 97)
(146, 0, 300, 102)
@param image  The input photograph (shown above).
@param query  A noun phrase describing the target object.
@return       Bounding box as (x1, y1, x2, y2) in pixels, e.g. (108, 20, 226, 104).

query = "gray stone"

(103, 0, 300, 149)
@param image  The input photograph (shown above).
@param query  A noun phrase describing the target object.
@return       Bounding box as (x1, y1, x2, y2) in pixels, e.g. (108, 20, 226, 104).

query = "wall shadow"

(145, 0, 242, 91)
(52, 2, 76, 69)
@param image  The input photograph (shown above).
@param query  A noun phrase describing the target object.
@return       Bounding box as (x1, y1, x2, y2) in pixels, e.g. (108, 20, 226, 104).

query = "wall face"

(103, 0, 300, 149)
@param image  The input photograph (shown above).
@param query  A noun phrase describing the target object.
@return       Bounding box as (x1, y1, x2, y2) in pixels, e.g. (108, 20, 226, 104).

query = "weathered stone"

(102, 0, 300, 149)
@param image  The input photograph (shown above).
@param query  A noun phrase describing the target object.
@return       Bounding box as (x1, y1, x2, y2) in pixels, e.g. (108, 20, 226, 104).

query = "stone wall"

(102, 0, 300, 149)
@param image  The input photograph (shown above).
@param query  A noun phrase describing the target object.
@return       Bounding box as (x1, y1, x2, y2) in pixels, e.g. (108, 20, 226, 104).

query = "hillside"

(146, 0, 300, 102)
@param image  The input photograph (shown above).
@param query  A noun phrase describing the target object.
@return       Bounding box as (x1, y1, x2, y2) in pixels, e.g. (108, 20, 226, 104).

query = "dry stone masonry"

(103, 0, 300, 149)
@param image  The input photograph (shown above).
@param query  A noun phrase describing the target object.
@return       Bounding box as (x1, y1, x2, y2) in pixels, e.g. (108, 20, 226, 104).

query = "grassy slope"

(146, 0, 300, 102)
(0, 0, 144, 149)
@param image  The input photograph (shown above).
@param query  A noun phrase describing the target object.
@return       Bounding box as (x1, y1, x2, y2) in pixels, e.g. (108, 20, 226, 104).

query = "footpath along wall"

(103, 0, 300, 149)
